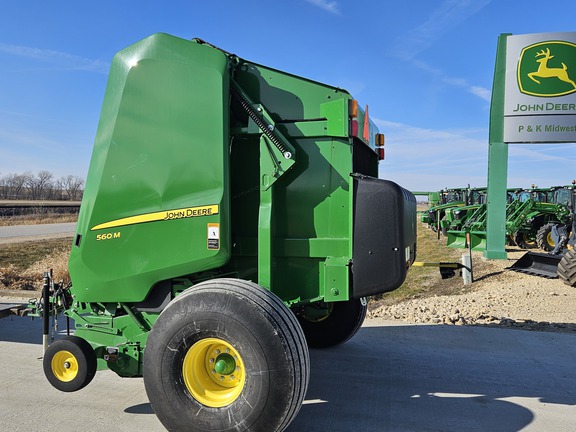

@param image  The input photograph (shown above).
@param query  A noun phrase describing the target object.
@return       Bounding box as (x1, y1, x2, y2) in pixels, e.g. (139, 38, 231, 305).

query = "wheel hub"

(182, 338, 245, 408)
(51, 350, 79, 382)
(214, 353, 236, 375)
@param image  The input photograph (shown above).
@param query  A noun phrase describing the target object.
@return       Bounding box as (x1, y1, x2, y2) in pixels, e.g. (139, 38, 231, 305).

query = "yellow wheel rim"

(521, 233, 536, 247)
(546, 232, 555, 247)
(182, 338, 245, 407)
(51, 350, 79, 382)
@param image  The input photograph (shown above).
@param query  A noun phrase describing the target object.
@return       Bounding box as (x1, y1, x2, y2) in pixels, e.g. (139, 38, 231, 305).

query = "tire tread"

(558, 250, 576, 287)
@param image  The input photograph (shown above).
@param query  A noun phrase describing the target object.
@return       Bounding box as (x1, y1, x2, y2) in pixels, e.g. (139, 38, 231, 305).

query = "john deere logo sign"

(517, 41, 576, 97)
(503, 32, 576, 143)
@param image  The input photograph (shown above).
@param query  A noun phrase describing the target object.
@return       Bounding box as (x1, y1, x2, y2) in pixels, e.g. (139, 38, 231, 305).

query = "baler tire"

(296, 298, 367, 348)
(43, 336, 97, 392)
(143, 278, 309, 432)
(558, 249, 576, 287)
(536, 223, 556, 251)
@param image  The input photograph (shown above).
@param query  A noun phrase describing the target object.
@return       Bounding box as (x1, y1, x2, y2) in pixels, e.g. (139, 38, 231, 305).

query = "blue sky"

(0, 0, 575, 192)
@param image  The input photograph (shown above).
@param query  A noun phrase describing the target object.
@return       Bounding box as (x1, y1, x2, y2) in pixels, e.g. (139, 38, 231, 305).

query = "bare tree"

(60, 175, 85, 201)
(1, 172, 29, 199)
(0, 171, 84, 200)
(25, 171, 54, 200)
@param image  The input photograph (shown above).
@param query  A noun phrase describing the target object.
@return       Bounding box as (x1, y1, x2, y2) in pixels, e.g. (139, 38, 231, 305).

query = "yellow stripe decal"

(91, 205, 219, 231)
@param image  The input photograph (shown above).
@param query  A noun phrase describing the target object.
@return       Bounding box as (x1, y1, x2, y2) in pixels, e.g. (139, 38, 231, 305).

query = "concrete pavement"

(1, 311, 575, 432)
(0, 222, 76, 244)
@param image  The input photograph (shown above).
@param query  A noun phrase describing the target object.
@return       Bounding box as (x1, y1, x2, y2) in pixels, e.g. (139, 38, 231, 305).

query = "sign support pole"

(485, 34, 510, 260)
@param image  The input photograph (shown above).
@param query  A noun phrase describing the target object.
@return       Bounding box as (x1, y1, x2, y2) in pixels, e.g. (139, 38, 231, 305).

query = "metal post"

(461, 254, 472, 285)
(42, 272, 50, 353)
(465, 232, 474, 283)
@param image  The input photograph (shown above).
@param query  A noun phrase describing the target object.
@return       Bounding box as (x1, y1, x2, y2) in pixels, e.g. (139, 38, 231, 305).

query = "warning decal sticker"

(207, 223, 220, 250)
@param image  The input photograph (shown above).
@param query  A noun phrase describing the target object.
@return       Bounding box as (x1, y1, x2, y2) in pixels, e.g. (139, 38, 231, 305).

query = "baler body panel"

(68, 33, 415, 306)
(69, 34, 230, 302)
(228, 63, 356, 303)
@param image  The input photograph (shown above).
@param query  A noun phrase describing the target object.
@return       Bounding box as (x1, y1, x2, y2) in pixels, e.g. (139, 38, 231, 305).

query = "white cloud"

(374, 118, 489, 190)
(468, 86, 492, 102)
(393, 0, 493, 60)
(0, 42, 109, 74)
(389, 0, 493, 103)
(372, 117, 576, 192)
(392, 49, 492, 104)
(0, 125, 71, 156)
(305, 0, 341, 15)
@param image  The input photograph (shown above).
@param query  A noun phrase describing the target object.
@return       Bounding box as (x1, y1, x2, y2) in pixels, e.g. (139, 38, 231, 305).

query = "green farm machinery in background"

(446, 188, 524, 250)
(446, 185, 573, 251)
(417, 186, 487, 247)
(506, 186, 571, 249)
(420, 188, 467, 230)
(510, 184, 576, 286)
(442, 187, 487, 242)
(35, 34, 416, 432)
(532, 185, 576, 251)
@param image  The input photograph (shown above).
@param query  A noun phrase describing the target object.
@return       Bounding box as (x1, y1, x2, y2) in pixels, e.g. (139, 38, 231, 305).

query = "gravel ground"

(368, 247, 576, 332)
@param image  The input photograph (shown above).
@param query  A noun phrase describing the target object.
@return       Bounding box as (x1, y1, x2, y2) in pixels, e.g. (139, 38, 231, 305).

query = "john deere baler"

(42, 33, 416, 432)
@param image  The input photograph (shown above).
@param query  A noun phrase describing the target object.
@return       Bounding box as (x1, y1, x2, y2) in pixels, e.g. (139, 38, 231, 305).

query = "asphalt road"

(1, 312, 575, 432)
(0, 222, 76, 243)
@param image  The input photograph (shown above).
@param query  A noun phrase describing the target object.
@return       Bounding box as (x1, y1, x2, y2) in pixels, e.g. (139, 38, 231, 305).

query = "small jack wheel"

(43, 336, 97, 392)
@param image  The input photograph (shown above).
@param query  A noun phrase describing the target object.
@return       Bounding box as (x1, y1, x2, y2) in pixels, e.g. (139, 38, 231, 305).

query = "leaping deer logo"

(527, 48, 576, 89)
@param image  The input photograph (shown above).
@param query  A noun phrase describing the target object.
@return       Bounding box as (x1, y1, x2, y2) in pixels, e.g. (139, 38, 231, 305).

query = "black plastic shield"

(351, 175, 416, 298)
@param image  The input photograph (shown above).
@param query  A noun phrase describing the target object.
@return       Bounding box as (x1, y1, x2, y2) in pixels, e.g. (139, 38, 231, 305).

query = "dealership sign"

(504, 32, 576, 143)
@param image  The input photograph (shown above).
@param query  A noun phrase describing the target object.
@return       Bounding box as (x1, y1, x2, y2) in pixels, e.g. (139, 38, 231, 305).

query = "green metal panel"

(485, 34, 510, 259)
(228, 63, 359, 303)
(69, 34, 231, 302)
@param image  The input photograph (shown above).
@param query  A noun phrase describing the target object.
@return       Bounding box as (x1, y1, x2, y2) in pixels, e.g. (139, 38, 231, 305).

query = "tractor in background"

(510, 183, 576, 286)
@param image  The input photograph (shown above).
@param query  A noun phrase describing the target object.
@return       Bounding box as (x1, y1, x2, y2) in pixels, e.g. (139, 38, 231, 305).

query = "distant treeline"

(0, 171, 84, 201)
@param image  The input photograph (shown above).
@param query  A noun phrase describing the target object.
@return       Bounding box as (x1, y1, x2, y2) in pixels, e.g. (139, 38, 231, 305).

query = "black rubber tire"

(143, 278, 309, 432)
(43, 336, 97, 392)
(513, 231, 536, 249)
(295, 298, 367, 348)
(536, 223, 556, 251)
(558, 249, 576, 287)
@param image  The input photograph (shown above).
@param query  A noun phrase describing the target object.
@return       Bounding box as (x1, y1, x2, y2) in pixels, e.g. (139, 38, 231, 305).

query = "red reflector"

(351, 119, 358, 137)
(363, 105, 370, 142)
(377, 147, 385, 160)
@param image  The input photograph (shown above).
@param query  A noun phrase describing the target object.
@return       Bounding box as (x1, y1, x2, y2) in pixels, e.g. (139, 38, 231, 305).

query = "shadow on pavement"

(125, 402, 154, 415)
(287, 323, 576, 432)
(0, 312, 69, 344)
